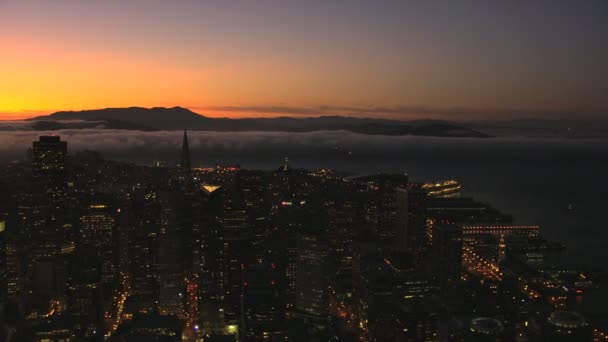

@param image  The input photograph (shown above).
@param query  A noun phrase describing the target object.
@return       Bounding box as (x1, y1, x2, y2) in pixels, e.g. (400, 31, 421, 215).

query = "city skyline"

(1, 0, 607, 120)
(1, 2, 607, 340)
(1, 133, 605, 340)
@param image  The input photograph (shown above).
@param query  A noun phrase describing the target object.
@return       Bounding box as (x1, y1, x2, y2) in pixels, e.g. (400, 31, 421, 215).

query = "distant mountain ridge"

(29, 106, 491, 137)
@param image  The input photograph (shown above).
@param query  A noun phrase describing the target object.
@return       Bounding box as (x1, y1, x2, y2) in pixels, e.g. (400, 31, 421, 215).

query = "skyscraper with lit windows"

(294, 232, 329, 330)
(32, 136, 67, 199)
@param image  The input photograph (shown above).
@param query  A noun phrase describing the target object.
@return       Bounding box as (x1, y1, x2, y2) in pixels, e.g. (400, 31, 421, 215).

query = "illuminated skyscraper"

(2, 228, 23, 300)
(79, 204, 115, 286)
(157, 192, 185, 318)
(129, 190, 162, 311)
(30, 137, 68, 289)
(221, 206, 254, 327)
(294, 232, 329, 329)
(67, 245, 103, 338)
(32, 136, 67, 199)
(33, 136, 67, 176)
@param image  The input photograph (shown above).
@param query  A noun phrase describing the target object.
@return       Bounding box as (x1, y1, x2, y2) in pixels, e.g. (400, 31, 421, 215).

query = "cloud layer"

(2, 127, 606, 175)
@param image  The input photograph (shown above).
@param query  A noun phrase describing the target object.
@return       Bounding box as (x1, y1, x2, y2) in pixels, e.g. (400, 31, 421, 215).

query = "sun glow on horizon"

(1, 1, 606, 121)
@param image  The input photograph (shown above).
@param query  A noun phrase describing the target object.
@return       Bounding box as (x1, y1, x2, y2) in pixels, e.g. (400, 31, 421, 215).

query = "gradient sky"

(1, 0, 606, 120)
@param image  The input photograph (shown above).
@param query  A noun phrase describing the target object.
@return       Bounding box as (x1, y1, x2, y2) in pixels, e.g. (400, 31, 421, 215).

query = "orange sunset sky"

(1, 1, 607, 121)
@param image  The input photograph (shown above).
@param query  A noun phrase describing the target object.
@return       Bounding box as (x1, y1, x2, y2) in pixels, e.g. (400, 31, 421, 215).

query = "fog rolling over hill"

(29, 107, 490, 137)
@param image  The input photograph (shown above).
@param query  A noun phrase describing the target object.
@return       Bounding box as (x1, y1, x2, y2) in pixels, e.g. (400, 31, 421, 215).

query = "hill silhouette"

(30, 106, 490, 137)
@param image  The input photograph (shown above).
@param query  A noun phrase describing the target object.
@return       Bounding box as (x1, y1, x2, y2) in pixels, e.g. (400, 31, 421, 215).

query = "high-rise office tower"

(67, 245, 103, 339)
(273, 197, 316, 316)
(359, 174, 408, 244)
(406, 186, 428, 255)
(129, 190, 162, 311)
(294, 232, 329, 330)
(0, 220, 7, 303)
(32, 136, 67, 199)
(79, 204, 115, 287)
(221, 203, 255, 327)
(176, 129, 194, 192)
(157, 192, 185, 318)
(32, 136, 67, 178)
(198, 187, 226, 334)
(242, 261, 284, 340)
(31, 137, 68, 294)
(235, 169, 270, 261)
(431, 224, 463, 284)
(3, 233, 22, 300)
(375, 190, 398, 243)
(395, 187, 409, 251)
(395, 185, 428, 254)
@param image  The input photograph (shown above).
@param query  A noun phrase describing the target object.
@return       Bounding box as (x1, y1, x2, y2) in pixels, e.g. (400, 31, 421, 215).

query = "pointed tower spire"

(181, 129, 191, 172)
(283, 157, 289, 171)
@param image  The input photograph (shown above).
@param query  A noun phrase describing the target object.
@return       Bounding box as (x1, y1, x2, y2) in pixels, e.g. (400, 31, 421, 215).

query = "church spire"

(181, 129, 191, 172)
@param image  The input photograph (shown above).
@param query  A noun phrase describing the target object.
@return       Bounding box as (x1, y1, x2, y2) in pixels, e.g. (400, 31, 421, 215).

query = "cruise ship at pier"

(422, 179, 462, 198)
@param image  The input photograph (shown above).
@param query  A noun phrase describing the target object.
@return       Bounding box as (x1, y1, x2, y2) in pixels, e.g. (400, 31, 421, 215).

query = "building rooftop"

(547, 311, 588, 329)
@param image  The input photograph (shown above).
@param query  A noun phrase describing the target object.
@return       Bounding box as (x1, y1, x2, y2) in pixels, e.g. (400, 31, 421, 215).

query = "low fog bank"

(1, 129, 606, 174)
